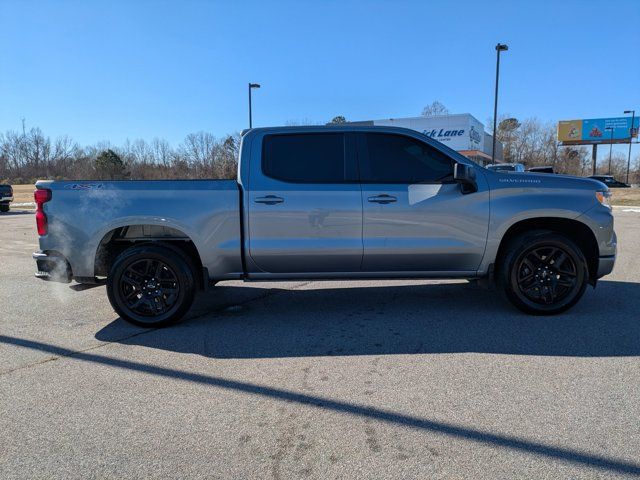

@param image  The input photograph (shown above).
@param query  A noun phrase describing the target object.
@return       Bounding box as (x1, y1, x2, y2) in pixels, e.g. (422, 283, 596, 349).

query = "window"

(360, 133, 454, 183)
(262, 133, 347, 183)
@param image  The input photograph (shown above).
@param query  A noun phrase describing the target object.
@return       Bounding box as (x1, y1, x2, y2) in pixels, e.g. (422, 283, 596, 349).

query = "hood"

(484, 170, 607, 192)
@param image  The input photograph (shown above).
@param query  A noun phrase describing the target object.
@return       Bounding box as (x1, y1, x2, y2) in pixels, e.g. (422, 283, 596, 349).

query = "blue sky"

(1, 0, 638, 158)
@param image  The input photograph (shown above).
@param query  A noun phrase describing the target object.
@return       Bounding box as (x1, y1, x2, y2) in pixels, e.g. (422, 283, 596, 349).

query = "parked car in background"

(589, 175, 630, 188)
(0, 184, 13, 212)
(486, 163, 525, 173)
(33, 125, 616, 326)
(527, 166, 555, 174)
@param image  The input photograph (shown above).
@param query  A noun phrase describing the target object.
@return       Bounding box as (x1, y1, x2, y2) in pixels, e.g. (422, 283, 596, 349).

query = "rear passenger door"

(358, 132, 490, 272)
(247, 132, 363, 273)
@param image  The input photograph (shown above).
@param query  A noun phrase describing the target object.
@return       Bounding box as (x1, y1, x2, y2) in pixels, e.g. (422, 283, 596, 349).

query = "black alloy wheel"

(514, 245, 578, 306)
(119, 258, 180, 317)
(107, 245, 196, 327)
(499, 231, 589, 315)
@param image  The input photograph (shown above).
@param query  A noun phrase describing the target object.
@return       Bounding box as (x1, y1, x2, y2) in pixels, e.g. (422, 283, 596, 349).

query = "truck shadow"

(95, 279, 640, 358)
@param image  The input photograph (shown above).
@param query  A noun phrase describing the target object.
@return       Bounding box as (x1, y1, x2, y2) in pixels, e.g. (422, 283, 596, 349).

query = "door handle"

(368, 194, 397, 204)
(254, 195, 284, 205)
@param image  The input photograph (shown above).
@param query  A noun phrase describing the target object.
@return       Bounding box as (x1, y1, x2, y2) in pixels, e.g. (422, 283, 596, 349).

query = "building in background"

(350, 113, 502, 165)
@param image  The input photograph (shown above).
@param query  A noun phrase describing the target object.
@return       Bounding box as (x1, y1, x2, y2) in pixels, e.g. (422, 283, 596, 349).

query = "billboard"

(558, 117, 639, 145)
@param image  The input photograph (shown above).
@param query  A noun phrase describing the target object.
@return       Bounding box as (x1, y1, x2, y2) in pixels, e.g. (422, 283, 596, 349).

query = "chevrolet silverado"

(33, 126, 616, 326)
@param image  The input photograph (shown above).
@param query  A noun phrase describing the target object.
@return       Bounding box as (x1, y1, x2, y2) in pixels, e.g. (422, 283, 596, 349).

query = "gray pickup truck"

(33, 126, 616, 326)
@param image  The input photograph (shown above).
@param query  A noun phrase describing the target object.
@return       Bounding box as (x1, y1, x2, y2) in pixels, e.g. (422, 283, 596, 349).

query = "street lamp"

(491, 43, 509, 164)
(624, 110, 635, 184)
(248, 83, 261, 128)
(605, 127, 614, 175)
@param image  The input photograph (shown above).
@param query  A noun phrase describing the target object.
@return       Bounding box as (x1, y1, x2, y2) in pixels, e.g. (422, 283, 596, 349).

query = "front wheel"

(0, 204, 9, 213)
(498, 231, 589, 315)
(106, 245, 196, 327)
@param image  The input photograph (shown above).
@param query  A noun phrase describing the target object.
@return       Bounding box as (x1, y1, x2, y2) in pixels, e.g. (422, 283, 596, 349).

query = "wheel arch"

(94, 223, 206, 288)
(495, 217, 600, 285)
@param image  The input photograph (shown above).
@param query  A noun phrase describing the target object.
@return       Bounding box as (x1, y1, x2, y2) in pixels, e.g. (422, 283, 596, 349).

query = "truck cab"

(243, 127, 489, 276)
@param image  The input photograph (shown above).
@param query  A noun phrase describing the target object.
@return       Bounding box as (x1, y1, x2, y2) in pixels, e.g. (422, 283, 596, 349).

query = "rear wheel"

(498, 231, 589, 315)
(0, 204, 9, 213)
(106, 244, 196, 327)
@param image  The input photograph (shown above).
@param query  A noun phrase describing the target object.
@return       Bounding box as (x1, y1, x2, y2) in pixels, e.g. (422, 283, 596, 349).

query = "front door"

(358, 132, 490, 272)
(248, 132, 362, 273)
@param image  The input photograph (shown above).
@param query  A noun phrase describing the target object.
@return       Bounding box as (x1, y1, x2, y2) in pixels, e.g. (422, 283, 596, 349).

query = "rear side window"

(262, 133, 347, 183)
(360, 133, 454, 183)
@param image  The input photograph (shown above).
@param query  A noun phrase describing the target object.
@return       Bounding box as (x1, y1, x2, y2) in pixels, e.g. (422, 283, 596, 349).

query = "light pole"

(605, 127, 614, 175)
(624, 110, 635, 184)
(248, 83, 261, 128)
(491, 43, 508, 164)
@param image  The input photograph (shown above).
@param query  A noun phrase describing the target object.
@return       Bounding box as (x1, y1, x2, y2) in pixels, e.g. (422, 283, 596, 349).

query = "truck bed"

(35, 179, 243, 280)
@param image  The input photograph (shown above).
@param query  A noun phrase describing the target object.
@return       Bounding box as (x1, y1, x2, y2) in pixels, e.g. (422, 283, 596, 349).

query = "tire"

(0, 204, 9, 213)
(498, 230, 589, 315)
(106, 244, 196, 327)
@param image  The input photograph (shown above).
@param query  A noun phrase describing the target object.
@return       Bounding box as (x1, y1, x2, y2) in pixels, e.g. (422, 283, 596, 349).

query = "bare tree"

(421, 101, 449, 117)
(215, 134, 240, 179)
(178, 131, 217, 177)
(151, 138, 173, 167)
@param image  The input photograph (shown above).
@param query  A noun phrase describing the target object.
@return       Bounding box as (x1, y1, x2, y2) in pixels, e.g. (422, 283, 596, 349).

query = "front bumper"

(33, 251, 72, 283)
(597, 255, 616, 279)
(0, 196, 13, 203)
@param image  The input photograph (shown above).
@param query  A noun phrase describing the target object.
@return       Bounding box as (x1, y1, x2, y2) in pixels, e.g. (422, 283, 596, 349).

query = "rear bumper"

(33, 251, 72, 283)
(597, 255, 616, 279)
(0, 196, 13, 203)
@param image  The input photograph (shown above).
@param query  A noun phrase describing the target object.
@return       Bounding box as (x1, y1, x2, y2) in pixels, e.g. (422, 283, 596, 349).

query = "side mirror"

(454, 163, 478, 194)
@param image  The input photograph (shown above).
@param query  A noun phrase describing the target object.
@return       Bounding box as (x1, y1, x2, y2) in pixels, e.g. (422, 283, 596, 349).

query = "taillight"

(34, 189, 52, 236)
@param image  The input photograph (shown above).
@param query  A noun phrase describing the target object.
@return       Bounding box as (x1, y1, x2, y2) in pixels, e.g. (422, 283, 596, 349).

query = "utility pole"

(624, 110, 635, 184)
(491, 43, 508, 164)
(606, 127, 614, 175)
(21, 118, 26, 136)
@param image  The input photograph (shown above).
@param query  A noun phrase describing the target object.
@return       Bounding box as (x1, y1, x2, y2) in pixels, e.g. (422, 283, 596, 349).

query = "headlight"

(595, 190, 612, 209)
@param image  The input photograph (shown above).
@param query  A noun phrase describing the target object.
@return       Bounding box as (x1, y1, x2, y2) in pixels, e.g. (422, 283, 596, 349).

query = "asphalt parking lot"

(1, 209, 639, 479)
